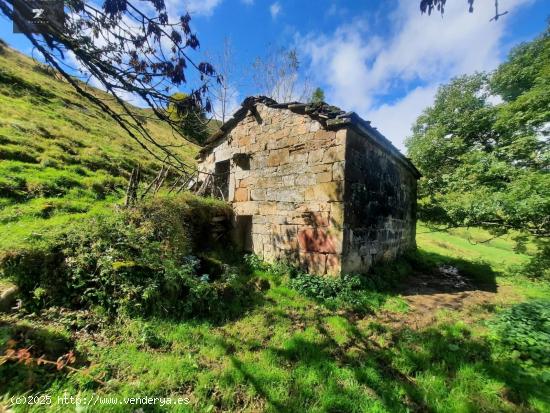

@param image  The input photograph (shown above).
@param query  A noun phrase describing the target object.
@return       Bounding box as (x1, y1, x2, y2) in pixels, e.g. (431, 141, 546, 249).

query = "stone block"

(236, 134, 252, 147)
(297, 227, 337, 253)
(234, 201, 258, 215)
(309, 121, 321, 132)
(234, 188, 249, 202)
(335, 129, 347, 146)
(322, 145, 345, 163)
(299, 252, 327, 275)
(258, 202, 277, 215)
(330, 202, 345, 226)
(289, 151, 308, 164)
(332, 161, 345, 181)
(308, 149, 324, 165)
(311, 164, 332, 174)
(325, 254, 341, 276)
(277, 202, 296, 211)
(268, 188, 304, 203)
(316, 172, 333, 183)
(282, 175, 295, 186)
(305, 182, 343, 202)
(295, 174, 316, 186)
(250, 189, 267, 201)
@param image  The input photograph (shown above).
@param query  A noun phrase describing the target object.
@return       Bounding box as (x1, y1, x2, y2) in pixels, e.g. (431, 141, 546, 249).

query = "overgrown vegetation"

(490, 300, 550, 366)
(287, 260, 411, 314)
(0, 194, 266, 321)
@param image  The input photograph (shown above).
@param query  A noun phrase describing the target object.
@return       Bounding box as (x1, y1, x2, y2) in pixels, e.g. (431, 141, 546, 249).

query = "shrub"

(491, 300, 550, 365)
(0, 194, 250, 320)
(289, 273, 390, 314)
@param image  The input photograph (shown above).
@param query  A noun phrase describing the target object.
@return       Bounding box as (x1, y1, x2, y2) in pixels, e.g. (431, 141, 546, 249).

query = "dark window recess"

(233, 153, 251, 170)
(235, 215, 253, 252)
(214, 160, 230, 200)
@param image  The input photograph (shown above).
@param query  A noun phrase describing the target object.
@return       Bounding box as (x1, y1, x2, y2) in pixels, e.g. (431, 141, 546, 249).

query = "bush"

(289, 272, 396, 314)
(491, 300, 550, 365)
(0, 194, 254, 320)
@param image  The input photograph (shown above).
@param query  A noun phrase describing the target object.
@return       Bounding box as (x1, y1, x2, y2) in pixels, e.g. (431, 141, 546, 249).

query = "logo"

(13, 0, 65, 34)
(32, 9, 45, 20)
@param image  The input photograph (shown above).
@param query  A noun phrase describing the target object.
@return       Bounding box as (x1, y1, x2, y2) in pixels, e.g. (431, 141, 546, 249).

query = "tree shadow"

(210, 309, 548, 412)
(401, 249, 498, 295)
(0, 320, 82, 395)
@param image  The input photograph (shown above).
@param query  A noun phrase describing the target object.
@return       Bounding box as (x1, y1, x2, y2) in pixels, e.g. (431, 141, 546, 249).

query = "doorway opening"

(214, 160, 230, 200)
(235, 215, 253, 252)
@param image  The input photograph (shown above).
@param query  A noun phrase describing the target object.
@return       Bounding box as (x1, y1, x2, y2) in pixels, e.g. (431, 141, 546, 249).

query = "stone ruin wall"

(341, 128, 418, 273)
(199, 103, 347, 275)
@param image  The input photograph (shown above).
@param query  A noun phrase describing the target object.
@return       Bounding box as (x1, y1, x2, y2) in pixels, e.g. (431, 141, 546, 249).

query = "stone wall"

(341, 127, 417, 273)
(198, 103, 347, 275)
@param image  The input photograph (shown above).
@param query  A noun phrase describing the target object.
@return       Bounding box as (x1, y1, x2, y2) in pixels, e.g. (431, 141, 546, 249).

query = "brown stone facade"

(198, 99, 419, 275)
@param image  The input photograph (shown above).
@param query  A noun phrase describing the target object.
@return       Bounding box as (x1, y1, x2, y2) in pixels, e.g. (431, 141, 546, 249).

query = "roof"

(199, 96, 421, 178)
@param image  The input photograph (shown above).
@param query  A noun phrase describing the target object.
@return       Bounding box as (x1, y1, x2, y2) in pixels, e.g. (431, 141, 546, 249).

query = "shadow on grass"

(0, 321, 80, 395)
(212, 312, 548, 413)
(402, 248, 498, 294)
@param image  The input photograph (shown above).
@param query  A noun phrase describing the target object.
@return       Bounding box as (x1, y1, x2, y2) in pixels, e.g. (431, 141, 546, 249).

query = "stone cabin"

(197, 96, 421, 275)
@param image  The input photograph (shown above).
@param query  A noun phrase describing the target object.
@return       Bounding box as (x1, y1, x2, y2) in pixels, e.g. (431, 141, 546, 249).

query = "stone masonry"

(197, 97, 420, 275)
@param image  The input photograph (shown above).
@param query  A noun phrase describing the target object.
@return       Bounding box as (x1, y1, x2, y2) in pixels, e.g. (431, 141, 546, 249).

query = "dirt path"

(379, 266, 506, 329)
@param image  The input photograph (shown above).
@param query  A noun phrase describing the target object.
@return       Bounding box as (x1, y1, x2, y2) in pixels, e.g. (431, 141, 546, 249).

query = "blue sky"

(1, 0, 548, 151)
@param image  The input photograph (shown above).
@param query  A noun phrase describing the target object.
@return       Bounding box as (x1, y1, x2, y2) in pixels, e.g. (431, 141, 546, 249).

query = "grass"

(1, 225, 549, 412)
(0, 41, 199, 251)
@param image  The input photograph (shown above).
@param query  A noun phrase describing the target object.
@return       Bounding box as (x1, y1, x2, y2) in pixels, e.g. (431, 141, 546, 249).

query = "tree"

(168, 92, 209, 145)
(0, 0, 217, 174)
(206, 38, 239, 123)
(310, 87, 325, 104)
(251, 47, 311, 103)
(406, 25, 549, 241)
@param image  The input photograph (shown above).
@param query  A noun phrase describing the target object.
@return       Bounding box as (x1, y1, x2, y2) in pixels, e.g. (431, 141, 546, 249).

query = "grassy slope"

(0, 41, 198, 250)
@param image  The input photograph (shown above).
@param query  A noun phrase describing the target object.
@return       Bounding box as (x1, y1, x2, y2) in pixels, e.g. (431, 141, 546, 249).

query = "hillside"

(0, 40, 199, 250)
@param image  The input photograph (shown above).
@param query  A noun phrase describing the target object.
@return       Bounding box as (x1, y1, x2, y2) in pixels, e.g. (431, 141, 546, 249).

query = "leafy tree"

(168, 93, 209, 145)
(310, 87, 325, 104)
(406, 26, 549, 244)
(0, 0, 217, 174)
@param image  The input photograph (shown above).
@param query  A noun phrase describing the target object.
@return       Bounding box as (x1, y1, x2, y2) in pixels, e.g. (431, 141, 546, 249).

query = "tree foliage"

(168, 92, 209, 145)
(420, 1, 508, 21)
(406, 25, 550, 240)
(310, 87, 325, 104)
(0, 0, 217, 173)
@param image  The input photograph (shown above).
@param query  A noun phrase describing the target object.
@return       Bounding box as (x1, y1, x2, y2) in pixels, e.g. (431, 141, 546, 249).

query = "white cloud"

(299, 0, 533, 152)
(270, 2, 281, 19)
(242, 0, 254, 5)
(368, 85, 438, 151)
(165, 0, 223, 17)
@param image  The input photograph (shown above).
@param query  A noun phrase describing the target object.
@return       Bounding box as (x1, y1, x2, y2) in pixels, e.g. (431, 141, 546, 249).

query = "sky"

(1, 0, 549, 152)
